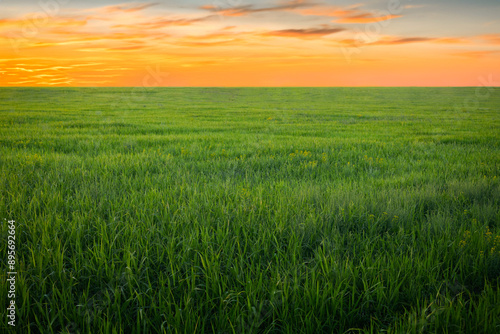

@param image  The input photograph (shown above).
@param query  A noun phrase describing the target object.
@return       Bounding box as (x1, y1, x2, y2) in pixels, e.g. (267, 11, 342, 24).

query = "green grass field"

(1, 87, 499, 333)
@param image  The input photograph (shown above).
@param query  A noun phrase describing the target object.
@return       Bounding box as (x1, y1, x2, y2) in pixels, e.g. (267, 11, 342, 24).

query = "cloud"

(336, 13, 402, 24)
(6, 66, 73, 72)
(177, 40, 241, 47)
(454, 50, 500, 58)
(39, 81, 74, 85)
(108, 45, 146, 51)
(480, 34, 500, 45)
(199, 0, 311, 17)
(71, 63, 104, 67)
(20, 32, 167, 50)
(262, 26, 345, 39)
(403, 5, 426, 9)
(47, 77, 72, 82)
(184, 31, 244, 40)
(290, 4, 360, 17)
(432, 37, 469, 44)
(173, 29, 257, 48)
(288, 3, 402, 24)
(6, 67, 43, 72)
(32, 74, 61, 78)
(88, 68, 134, 72)
(380, 37, 434, 44)
(99, 3, 159, 14)
(79, 74, 122, 78)
(0, 16, 88, 28)
(7, 80, 37, 84)
(340, 36, 434, 47)
(77, 80, 112, 84)
(112, 16, 210, 30)
(175, 31, 249, 47)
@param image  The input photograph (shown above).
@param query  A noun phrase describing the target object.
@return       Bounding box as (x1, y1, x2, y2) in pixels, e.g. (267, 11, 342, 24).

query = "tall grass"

(1, 87, 499, 333)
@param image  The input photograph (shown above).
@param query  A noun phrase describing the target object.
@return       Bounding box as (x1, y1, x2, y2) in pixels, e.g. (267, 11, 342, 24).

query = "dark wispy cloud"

(381, 37, 435, 44)
(199, 0, 311, 17)
(199, 1, 403, 25)
(341, 34, 500, 47)
(340, 36, 435, 47)
(262, 26, 345, 39)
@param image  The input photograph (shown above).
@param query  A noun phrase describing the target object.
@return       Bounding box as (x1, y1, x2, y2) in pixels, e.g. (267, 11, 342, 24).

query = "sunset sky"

(1, 0, 499, 86)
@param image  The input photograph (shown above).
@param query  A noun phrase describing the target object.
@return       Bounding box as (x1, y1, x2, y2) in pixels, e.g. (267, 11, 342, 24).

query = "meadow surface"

(0, 87, 499, 333)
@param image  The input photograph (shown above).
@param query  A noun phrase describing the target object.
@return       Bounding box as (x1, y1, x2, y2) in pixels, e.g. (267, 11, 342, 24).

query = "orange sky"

(1, 0, 499, 86)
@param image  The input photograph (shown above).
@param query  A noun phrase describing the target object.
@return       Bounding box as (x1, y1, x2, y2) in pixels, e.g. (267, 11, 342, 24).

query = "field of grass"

(1, 87, 499, 333)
